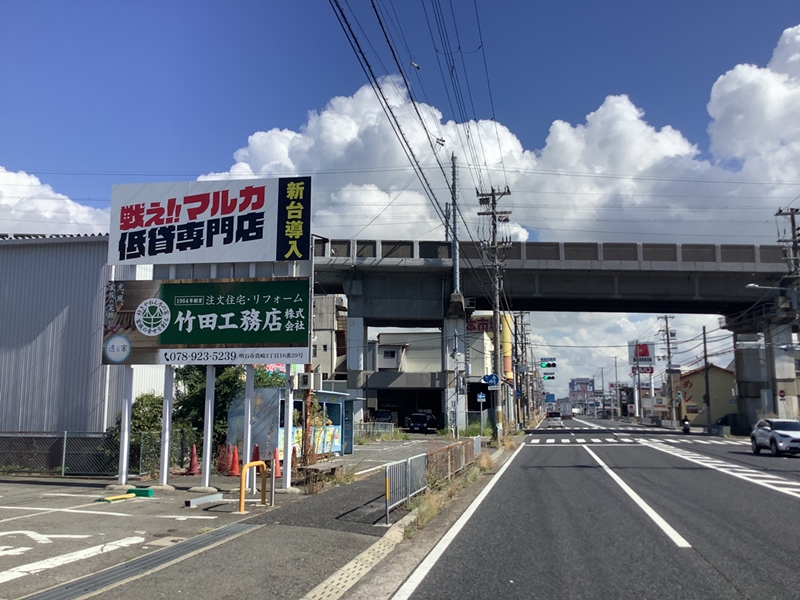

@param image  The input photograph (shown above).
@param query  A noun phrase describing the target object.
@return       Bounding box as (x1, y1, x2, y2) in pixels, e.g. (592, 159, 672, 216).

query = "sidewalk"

(19, 437, 506, 600)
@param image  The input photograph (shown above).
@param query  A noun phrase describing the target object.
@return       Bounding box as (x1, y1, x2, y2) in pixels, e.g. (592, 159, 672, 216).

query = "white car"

(547, 411, 564, 428)
(751, 419, 800, 456)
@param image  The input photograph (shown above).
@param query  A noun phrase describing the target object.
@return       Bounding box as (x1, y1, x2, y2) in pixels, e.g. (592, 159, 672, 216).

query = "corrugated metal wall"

(0, 237, 110, 432)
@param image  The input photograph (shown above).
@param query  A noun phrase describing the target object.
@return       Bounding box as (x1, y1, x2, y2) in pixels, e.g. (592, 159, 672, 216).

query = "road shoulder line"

(389, 443, 526, 600)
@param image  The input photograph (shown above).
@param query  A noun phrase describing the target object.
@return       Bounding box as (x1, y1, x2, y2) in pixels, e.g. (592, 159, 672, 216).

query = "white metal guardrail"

(384, 439, 482, 524)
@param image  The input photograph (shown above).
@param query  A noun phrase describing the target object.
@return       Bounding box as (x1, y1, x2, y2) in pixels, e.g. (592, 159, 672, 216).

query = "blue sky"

(2, 1, 799, 203)
(4, 1, 800, 394)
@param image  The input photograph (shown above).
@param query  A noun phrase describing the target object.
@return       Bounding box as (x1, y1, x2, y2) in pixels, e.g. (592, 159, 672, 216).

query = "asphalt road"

(394, 420, 800, 600)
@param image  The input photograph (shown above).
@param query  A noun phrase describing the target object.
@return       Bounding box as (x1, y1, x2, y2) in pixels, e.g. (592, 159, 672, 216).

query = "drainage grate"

(24, 523, 256, 600)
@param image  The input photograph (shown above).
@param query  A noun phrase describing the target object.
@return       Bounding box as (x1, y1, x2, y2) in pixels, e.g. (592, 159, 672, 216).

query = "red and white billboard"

(109, 177, 311, 266)
(628, 341, 655, 365)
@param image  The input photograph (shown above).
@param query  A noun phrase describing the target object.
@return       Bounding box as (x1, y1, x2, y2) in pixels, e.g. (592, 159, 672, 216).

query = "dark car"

(373, 410, 393, 423)
(408, 412, 437, 433)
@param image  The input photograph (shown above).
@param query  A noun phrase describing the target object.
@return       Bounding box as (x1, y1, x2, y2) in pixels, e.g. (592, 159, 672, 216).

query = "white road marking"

(529, 438, 541, 444)
(0, 506, 131, 520)
(576, 439, 586, 443)
(155, 516, 217, 520)
(0, 546, 32, 557)
(572, 418, 603, 429)
(42, 493, 102, 498)
(391, 443, 526, 600)
(546, 439, 555, 444)
(0, 536, 144, 584)
(642, 441, 800, 500)
(560, 439, 570, 444)
(583, 446, 691, 548)
(0, 531, 92, 544)
(591, 438, 602, 443)
(605, 438, 617, 443)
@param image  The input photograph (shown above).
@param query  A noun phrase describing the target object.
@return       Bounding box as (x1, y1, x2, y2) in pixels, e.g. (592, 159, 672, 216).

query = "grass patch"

(475, 451, 494, 472)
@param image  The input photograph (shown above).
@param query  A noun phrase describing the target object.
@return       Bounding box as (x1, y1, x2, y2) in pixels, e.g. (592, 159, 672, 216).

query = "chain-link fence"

(0, 429, 202, 478)
(353, 422, 395, 439)
(462, 410, 492, 436)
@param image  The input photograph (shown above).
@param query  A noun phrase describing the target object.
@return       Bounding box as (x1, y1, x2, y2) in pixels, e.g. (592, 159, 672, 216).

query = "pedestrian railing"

(384, 438, 481, 523)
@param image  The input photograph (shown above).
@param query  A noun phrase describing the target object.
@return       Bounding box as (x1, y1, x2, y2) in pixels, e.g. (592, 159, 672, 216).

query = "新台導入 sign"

(102, 278, 310, 365)
(109, 177, 311, 265)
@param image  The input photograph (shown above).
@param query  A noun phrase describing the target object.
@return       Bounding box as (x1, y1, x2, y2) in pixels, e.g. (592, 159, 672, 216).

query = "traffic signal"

(540, 361, 557, 369)
(543, 374, 555, 380)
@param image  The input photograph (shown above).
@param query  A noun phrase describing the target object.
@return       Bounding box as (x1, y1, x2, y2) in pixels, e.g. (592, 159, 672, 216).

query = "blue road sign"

(482, 374, 499, 386)
(477, 392, 486, 403)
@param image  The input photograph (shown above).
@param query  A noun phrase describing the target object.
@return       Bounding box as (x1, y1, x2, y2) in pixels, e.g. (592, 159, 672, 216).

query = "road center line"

(583, 446, 691, 548)
(391, 443, 526, 600)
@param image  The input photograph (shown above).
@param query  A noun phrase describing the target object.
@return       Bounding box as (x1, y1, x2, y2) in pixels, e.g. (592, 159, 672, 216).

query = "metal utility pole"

(704, 326, 711, 433)
(775, 207, 800, 278)
(614, 356, 619, 419)
(446, 153, 465, 437)
(477, 186, 511, 439)
(659, 315, 676, 423)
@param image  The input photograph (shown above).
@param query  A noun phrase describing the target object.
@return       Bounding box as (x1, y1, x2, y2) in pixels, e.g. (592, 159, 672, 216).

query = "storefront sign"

(103, 278, 310, 365)
(109, 177, 311, 265)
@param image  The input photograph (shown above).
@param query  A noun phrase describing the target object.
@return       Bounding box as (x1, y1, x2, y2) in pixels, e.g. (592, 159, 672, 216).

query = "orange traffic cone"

(251, 444, 260, 474)
(273, 447, 282, 478)
(186, 444, 199, 476)
(228, 445, 240, 477)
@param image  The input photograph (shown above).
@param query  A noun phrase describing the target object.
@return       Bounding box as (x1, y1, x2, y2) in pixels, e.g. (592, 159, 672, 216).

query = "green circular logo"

(135, 298, 171, 336)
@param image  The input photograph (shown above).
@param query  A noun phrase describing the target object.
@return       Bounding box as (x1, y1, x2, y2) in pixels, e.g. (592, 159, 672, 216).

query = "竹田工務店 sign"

(102, 279, 310, 365)
(109, 177, 311, 265)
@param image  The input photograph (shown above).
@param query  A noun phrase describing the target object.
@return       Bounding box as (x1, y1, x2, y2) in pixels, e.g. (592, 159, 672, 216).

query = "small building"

(679, 364, 736, 425)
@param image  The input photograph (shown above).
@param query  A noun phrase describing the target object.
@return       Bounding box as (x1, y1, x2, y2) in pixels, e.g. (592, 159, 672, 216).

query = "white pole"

(158, 366, 174, 486)
(117, 365, 133, 485)
(283, 364, 294, 490)
(201, 365, 215, 489)
(244, 365, 254, 493)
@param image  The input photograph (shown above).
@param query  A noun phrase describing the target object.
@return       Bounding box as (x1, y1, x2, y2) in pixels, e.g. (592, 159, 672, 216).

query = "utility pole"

(614, 356, 619, 419)
(703, 326, 711, 434)
(447, 153, 465, 437)
(477, 186, 511, 439)
(600, 366, 604, 415)
(775, 207, 800, 277)
(659, 315, 676, 423)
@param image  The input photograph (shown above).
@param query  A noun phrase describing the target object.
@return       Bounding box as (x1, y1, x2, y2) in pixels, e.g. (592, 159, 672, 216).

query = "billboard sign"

(628, 341, 655, 365)
(569, 378, 595, 393)
(109, 177, 311, 265)
(102, 278, 310, 365)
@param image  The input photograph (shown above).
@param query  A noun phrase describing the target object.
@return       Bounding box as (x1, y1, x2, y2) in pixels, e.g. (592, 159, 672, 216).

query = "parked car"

(373, 410, 393, 423)
(408, 412, 438, 433)
(547, 411, 564, 428)
(751, 418, 800, 456)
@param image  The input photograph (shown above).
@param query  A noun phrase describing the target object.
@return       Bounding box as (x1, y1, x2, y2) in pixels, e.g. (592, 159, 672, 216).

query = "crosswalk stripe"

(576, 439, 586, 443)
(591, 439, 602, 443)
(605, 438, 617, 442)
(546, 439, 555, 444)
(530, 438, 540, 443)
(561, 439, 570, 443)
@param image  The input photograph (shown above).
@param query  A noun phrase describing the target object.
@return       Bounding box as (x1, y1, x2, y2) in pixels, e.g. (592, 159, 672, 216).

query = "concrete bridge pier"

(764, 323, 799, 420)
